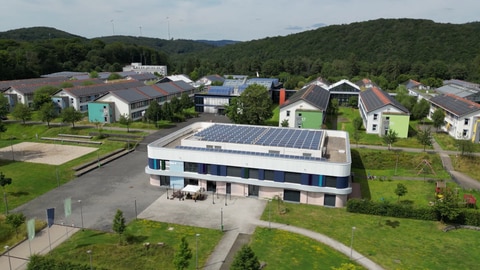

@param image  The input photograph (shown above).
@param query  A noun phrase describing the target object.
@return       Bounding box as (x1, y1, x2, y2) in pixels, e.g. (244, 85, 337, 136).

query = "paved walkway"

(0, 225, 79, 270)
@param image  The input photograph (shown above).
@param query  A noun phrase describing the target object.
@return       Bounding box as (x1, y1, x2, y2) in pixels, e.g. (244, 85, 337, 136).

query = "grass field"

(451, 155, 480, 183)
(261, 202, 480, 270)
(46, 219, 223, 270)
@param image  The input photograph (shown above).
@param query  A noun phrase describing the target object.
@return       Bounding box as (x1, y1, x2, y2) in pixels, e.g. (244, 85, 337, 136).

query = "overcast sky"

(1, 0, 479, 41)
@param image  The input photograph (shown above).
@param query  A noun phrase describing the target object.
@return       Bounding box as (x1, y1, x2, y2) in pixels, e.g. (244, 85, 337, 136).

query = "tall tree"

(145, 101, 162, 126)
(383, 129, 398, 150)
(411, 99, 430, 120)
(12, 103, 32, 124)
(431, 109, 445, 131)
(60, 107, 83, 127)
(226, 84, 273, 125)
(0, 172, 12, 215)
(112, 209, 126, 242)
(353, 116, 363, 130)
(352, 129, 362, 147)
(173, 236, 192, 270)
(33, 85, 59, 110)
(417, 127, 433, 152)
(179, 93, 194, 110)
(231, 245, 260, 270)
(0, 95, 9, 119)
(39, 102, 58, 128)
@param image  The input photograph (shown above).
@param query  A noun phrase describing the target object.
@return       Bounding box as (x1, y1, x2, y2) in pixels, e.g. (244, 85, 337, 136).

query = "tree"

(60, 107, 83, 127)
(280, 119, 289, 127)
(394, 183, 408, 202)
(231, 245, 260, 270)
(352, 129, 362, 147)
(352, 116, 363, 130)
(145, 101, 162, 126)
(383, 129, 398, 150)
(6, 212, 26, 237)
(416, 127, 432, 152)
(432, 109, 445, 131)
(411, 99, 430, 120)
(327, 98, 339, 115)
(39, 102, 58, 127)
(33, 85, 59, 110)
(0, 172, 12, 215)
(348, 96, 358, 107)
(0, 95, 9, 119)
(107, 73, 122, 80)
(226, 84, 273, 125)
(179, 93, 194, 110)
(12, 103, 32, 124)
(456, 139, 474, 156)
(112, 209, 126, 241)
(119, 114, 132, 132)
(434, 188, 460, 222)
(173, 236, 192, 270)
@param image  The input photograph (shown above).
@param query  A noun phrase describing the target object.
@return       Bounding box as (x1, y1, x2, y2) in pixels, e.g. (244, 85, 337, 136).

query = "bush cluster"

(27, 254, 108, 270)
(347, 199, 480, 226)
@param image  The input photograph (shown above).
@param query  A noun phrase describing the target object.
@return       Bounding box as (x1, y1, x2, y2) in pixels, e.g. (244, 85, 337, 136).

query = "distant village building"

(123, 62, 167, 76)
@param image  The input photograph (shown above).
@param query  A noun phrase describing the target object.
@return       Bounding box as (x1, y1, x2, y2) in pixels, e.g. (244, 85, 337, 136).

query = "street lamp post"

(221, 208, 224, 232)
(5, 245, 12, 270)
(350, 227, 356, 260)
(195, 234, 200, 270)
(87, 250, 93, 270)
(212, 190, 215, 204)
(78, 200, 84, 229)
(268, 199, 272, 229)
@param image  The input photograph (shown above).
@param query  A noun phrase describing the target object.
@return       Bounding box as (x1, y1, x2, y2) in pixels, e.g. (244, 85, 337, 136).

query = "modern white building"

(123, 62, 167, 76)
(428, 94, 480, 142)
(145, 122, 352, 207)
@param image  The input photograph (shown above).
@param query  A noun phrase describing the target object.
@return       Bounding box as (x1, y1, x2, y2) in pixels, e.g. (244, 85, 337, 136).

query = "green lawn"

(261, 202, 480, 270)
(251, 227, 364, 269)
(46, 219, 223, 270)
(451, 155, 480, 182)
(334, 107, 431, 149)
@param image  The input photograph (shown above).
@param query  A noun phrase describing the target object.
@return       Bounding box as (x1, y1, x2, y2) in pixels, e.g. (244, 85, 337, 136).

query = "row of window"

(148, 159, 349, 189)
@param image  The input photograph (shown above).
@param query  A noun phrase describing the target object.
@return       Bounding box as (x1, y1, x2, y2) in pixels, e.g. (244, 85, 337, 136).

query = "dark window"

(184, 162, 197, 172)
(227, 166, 242, 177)
(286, 111, 290, 116)
(249, 169, 259, 179)
(325, 176, 337, 188)
(264, 170, 275, 180)
(285, 172, 302, 184)
(324, 194, 336, 206)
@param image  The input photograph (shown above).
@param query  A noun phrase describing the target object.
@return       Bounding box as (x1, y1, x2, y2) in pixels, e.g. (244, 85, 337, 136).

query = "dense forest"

(1, 19, 480, 90)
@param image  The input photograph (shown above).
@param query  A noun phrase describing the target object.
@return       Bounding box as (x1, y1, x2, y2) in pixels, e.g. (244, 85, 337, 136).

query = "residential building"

(145, 122, 352, 207)
(89, 81, 195, 122)
(400, 79, 429, 97)
(122, 62, 167, 76)
(279, 85, 330, 128)
(428, 94, 480, 142)
(195, 74, 225, 87)
(358, 87, 410, 138)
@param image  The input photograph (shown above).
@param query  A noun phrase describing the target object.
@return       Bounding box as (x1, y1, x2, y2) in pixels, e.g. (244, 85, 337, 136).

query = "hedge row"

(27, 254, 108, 270)
(346, 199, 480, 226)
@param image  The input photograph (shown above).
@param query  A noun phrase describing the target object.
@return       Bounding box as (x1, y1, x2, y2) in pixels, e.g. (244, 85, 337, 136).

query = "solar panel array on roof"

(111, 89, 146, 103)
(208, 86, 233, 95)
(195, 124, 323, 150)
(430, 94, 480, 116)
(136, 86, 164, 98)
(156, 82, 181, 94)
(176, 146, 325, 161)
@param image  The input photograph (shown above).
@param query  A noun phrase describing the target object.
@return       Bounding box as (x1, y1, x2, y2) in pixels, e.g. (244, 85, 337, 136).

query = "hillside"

(0, 26, 85, 41)
(1, 19, 480, 84)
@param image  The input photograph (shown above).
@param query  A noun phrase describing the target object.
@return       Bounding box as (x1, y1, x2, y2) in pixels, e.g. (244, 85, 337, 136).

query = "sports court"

(0, 142, 98, 165)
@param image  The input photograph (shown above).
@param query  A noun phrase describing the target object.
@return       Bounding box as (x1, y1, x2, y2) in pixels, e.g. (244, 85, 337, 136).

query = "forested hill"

(0, 27, 85, 41)
(2, 19, 480, 86)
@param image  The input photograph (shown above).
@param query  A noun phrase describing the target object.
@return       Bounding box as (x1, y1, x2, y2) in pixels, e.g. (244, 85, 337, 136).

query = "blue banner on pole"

(46, 208, 55, 228)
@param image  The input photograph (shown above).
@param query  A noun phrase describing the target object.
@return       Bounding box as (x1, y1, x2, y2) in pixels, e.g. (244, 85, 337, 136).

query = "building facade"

(145, 122, 352, 207)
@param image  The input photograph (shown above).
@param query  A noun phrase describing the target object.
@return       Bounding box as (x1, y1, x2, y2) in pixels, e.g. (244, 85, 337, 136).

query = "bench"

(58, 134, 93, 139)
(40, 137, 102, 145)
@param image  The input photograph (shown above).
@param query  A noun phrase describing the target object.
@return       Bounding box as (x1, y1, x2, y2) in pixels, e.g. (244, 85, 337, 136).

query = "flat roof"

(193, 124, 323, 150)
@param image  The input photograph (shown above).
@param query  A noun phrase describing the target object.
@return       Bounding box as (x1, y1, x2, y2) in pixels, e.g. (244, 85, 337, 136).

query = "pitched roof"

(107, 88, 149, 103)
(328, 79, 360, 92)
(436, 84, 478, 98)
(281, 85, 330, 111)
(155, 82, 181, 95)
(402, 79, 425, 89)
(429, 94, 480, 117)
(62, 81, 144, 97)
(359, 87, 409, 113)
